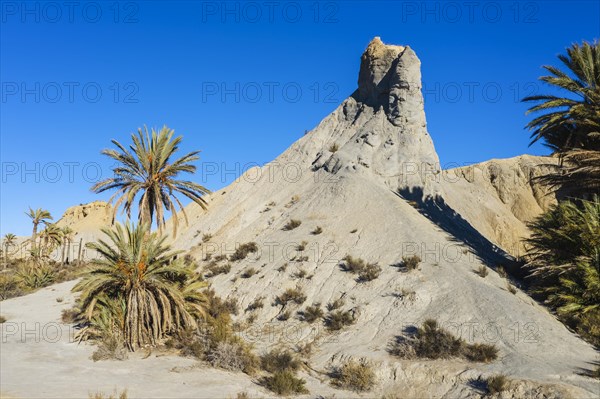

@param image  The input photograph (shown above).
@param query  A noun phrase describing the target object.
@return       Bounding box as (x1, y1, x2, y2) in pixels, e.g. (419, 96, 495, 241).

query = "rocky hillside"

(161, 38, 598, 396)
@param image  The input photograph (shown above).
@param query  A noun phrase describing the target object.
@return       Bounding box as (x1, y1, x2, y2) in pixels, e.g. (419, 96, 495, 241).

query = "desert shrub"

(292, 268, 307, 279)
(236, 392, 250, 399)
(298, 303, 324, 323)
(327, 298, 345, 311)
(486, 375, 509, 394)
(350, 229, 358, 234)
(89, 390, 128, 399)
(330, 360, 376, 392)
(401, 255, 421, 271)
(202, 233, 212, 242)
(475, 266, 489, 278)
(206, 290, 239, 317)
(246, 296, 265, 312)
(164, 328, 206, 359)
(230, 242, 258, 262)
(278, 310, 291, 321)
(0, 273, 22, 300)
(340, 256, 380, 282)
(358, 263, 381, 282)
(277, 263, 288, 272)
(390, 319, 498, 363)
(282, 220, 302, 231)
(496, 266, 508, 278)
(285, 195, 300, 208)
(325, 310, 355, 331)
(275, 287, 307, 306)
(0, 316, 6, 323)
(261, 371, 308, 395)
(507, 282, 517, 294)
(296, 241, 308, 251)
(91, 330, 128, 361)
(329, 143, 339, 153)
(261, 349, 301, 373)
(207, 341, 258, 373)
(340, 255, 367, 273)
(464, 343, 499, 363)
(293, 255, 309, 263)
(311, 226, 323, 235)
(204, 262, 231, 278)
(213, 254, 228, 262)
(241, 267, 258, 279)
(399, 288, 417, 302)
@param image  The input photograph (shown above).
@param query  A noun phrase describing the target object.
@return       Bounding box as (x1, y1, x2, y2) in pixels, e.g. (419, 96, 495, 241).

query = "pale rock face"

(316, 37, 441, 195)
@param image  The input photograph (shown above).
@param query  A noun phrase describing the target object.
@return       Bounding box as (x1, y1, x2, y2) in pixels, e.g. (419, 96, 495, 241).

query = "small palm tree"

(3, 233, 17, 266)
(523, 40, 600, 152)
(74, 222, 208, 350)
(39, 223, 62, 256)
(60, 226, 74, 264)
(91, 126, 210, 235)
(25, 208, 53, 252)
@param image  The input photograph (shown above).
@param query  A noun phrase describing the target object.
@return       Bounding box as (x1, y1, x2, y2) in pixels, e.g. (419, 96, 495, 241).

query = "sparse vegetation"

(296, 241, 307, 251)
(329, 143, 339, 153)
(390, 319, 498, 363)
(89, 390, 128, 399)
(327, 298, 345, 311)
(277, 263, 288, 272)
(0, 316, 6, 323)
(400, 255, 421, 271)
(282, 219, 302, 231)
(298, 303, 324, 323)
(496, 266, 507, 278)
(475, 265, 489, 278)
(275, 287, 307, 306)
(330, 360, 376, 392)
(311, 226, 323, 235)
(486, 374, 509, 394)
(340, 256, 381, 282)
(204, 262, 231, 278)
(325, 310, 355, 331)
(278, 310, 291, 321)
(246, 296, 265, 312)
(261, 371, 308, 395)
(230, 242, 258, 262)
(261, 349, 301, 373)
(292, 268, 308, 279)
(241, 267, 258, 278)
(507, 282, 517, 295)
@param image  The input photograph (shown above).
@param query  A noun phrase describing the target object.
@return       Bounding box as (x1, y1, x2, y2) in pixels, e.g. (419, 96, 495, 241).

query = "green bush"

(330, 360, 376, 392)
(261, 371, 308, 395)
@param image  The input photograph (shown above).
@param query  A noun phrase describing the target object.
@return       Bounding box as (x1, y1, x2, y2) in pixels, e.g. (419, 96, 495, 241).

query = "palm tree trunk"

(66, 239, 71, 264)
(31, 223, 38, 252)
(61, 238, 66, 264)
(77, 238, 83, 264)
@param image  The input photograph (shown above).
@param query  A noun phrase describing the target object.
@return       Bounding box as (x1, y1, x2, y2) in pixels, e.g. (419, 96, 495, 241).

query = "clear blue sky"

(1, 0, 599, 236)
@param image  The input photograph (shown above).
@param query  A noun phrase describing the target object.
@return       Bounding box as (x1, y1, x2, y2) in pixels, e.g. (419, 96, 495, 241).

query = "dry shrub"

(245, 296, 265, 312)
(261, 349, 301, 373)
(298, 303, 324, 323)
(325, 310, 355, 331)
(475, 265, 489, 277)
(486, 374, 509, 394)
(88, 389, 128, 399)
(261, 371, 308, 395)
(282, 220, 302, 231)
(275, 287, 306, 306)
(230, 242, 258, 262)
(330, 360, 376, 392)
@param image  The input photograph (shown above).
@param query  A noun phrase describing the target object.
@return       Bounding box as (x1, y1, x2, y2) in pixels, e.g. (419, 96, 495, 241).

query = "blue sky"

(1, 0, 599, 236)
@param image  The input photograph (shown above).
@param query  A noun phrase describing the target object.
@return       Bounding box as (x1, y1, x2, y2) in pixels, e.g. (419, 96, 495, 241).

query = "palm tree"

(91, 126, 210, 235)
(3, 233, 17, 266)
(74, 222, 208, 350)
(39, 223, 62, 257)
(60, 227, 74, 264)
(525, 196, 600, 345)
(523, 41, 600, 197)
(523, 40, 600, 152)
(25, 208, 53, 252)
